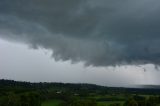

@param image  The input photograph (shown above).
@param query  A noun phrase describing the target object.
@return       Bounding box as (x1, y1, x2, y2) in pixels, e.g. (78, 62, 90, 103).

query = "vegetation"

(1, 79, 160, 106)
(42, 100, 61, 106)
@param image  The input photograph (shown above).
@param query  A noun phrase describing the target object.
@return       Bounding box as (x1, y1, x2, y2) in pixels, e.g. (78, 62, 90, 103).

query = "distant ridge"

(137, 85, 160, 89)
(1, 79, 160, 95)
(1, 79, 160, 89)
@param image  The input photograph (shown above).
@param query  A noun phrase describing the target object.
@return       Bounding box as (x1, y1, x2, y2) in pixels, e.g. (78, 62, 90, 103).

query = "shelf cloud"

(0, 0, 160, 66)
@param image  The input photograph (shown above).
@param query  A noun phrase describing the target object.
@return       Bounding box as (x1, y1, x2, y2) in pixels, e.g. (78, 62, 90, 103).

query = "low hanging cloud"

(0, 0, 160, 66)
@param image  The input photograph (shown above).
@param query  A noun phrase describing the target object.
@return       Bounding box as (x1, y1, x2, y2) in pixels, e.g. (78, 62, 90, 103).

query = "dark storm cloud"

(0, 0, 160, 66)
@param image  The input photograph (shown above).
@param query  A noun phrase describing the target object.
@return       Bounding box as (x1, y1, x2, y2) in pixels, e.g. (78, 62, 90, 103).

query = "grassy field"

(98, 101, 124, 106)
(42, 100, 124, 106)
(42, 100, 62, 106)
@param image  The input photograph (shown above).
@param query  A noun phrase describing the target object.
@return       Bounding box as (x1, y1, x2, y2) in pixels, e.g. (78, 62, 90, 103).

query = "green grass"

(42, 100, 62, 106)
(42, 99, 124, 106)
(98, 101, 124, 106)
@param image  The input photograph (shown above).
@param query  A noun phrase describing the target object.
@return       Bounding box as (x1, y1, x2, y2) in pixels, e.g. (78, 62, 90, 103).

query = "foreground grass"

(42, 99, 124, 106)
(98, 101, 124, 106)
(42, 100, 62, 106)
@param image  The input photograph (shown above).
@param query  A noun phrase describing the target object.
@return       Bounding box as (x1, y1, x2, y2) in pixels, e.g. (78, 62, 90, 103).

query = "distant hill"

(1, 79, 160, 95)
(137, 85, 160, 89)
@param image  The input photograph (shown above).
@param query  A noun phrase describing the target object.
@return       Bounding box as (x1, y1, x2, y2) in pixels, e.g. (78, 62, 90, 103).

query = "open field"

(97, 101, 124, 106)
(42, 100, 125, 106)
(42, 100, 62, 106)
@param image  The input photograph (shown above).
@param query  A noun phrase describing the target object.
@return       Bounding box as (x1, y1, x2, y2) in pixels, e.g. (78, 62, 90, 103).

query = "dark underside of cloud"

(0, 0, 160, 66)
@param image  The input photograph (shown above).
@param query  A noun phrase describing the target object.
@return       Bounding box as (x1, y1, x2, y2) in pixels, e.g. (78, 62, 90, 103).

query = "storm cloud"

(0, 0, 160, 66)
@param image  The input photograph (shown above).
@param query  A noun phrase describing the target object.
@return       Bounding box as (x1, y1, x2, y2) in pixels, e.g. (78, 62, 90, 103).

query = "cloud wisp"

(0, 0, 160, 66)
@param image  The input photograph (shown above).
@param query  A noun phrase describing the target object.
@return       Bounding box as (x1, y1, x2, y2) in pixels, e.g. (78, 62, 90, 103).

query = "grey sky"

(0, 39, 160, 86)
(0, 0, 160, 86)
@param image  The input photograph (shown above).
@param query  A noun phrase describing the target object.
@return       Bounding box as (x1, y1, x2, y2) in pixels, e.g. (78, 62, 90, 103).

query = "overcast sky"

(0, 0, 160, 87)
